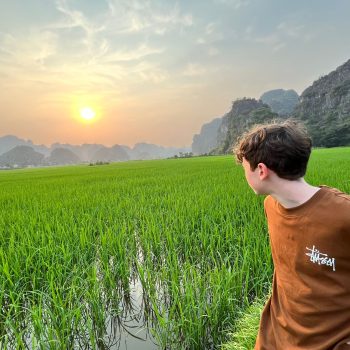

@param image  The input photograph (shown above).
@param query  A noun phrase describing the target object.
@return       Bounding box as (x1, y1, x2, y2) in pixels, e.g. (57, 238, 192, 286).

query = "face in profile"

(242, 158, 268, 195)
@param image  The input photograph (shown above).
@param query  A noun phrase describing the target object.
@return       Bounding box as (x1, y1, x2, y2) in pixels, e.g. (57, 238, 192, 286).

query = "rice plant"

(0, 147, 349, 349)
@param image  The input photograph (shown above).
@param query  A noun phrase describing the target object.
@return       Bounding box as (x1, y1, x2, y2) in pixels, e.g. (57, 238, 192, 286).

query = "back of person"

(256, 185, 350, 350)
(233, 119, 350, 349)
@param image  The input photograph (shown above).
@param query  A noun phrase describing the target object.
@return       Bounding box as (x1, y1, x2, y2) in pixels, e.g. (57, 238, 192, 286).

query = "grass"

(222, 291, 271, 350)
(0, 147, 349, 349)
(221, 295, 267, 350)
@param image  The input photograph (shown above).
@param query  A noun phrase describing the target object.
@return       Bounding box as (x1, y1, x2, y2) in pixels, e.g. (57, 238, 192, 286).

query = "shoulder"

(318, 185, 350, 227)
(319, 185, 350, 204)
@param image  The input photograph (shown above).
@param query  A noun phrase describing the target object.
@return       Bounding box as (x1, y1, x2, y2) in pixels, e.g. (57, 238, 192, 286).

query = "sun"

(80, 107, 96, 121)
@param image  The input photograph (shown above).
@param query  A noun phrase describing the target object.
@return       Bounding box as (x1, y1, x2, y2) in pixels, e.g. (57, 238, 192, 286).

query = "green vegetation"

(88, 161, 110, 166)
(0, 147, 349, 349)
(294, 60, 350, 148)
(214, 98, 279, 154)
(221, 295, 267, 350)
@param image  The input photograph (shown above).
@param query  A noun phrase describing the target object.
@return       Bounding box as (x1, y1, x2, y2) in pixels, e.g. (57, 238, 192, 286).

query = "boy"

(234, 119, 350, 349)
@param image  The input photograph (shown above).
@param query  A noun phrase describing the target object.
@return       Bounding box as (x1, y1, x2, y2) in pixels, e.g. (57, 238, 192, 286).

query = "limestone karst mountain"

(192, 58, 350, 155)
(0, 136, 190, 168)
(191, 95, 291, 156)
(0, 145, 45, 168)
(293, 58, 350, 147)
(215, 98, 280, 153)
(0, 135, 50, 156)
(260, 89, 299, 116)
(90, 145, 130, 162)
(46, 148, 81, 165)
(192, 118, 223, 155)
(50, 143, 104, 162)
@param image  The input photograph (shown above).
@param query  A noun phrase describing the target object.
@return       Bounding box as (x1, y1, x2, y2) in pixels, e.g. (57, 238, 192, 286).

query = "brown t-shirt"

(255, 185, 350, 350)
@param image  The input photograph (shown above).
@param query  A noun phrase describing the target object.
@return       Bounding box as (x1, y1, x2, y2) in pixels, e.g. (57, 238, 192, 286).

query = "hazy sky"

(1, 0, 350, 147)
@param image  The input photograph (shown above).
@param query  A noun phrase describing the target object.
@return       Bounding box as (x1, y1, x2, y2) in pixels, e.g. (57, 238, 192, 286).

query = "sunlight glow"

(80, 107, 96, 121)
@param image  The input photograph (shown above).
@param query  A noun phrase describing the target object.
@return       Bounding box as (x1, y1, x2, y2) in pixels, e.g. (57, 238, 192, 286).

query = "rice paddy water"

(0, 147, 349, 349)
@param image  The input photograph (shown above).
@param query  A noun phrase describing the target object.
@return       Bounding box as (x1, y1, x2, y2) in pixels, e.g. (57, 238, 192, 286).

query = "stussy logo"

(305, 245, 336, 272)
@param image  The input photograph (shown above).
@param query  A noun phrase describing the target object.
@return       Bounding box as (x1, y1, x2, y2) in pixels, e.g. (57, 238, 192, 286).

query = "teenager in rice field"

(234, 119, 350, 349)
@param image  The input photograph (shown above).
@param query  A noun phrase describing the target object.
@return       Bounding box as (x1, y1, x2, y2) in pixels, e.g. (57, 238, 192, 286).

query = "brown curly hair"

(233, 119, 312, 180)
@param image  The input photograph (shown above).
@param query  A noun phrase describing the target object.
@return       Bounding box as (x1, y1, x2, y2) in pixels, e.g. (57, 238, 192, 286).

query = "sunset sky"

(1, 0, 350, 148)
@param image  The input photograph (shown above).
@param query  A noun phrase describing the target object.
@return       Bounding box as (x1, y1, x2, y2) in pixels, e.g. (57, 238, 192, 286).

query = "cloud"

(0, 0, 196, 104)
(252, 33, 287, 52)
(183, 63, 205, 77)
(54, 0, 105, 35)
(206, 23, 215, 35)
(245, 26, 253, 34)
(0, 26, 165, 97)
(303, 32, 316, 42)
(52, 0, 107, 56)
(101, 43, 164, 63)
(0, 33, 15, 61)
(277, 22, 305, 38)
(134, 62, 169, 83)
(246, 21, 312, 52)
(255, 34, 280, 45)
(208, 47, 219, 56)
(0, 30, 57, 68)
(214, 0, 250, 10)
(272, 42, 286, 52)
(153, 11, 193, 27)
(196, 22, 223, 46)
(277, 21, 316, 43)
(105, 0, 193, 35)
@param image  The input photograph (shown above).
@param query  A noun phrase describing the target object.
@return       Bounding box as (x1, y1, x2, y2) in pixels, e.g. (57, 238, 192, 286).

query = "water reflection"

(104, 277, 158, 350)
(12, 275, 159, 350)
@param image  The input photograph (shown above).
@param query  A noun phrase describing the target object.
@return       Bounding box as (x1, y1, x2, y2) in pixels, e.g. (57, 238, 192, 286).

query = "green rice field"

(0, 147, 349, 349)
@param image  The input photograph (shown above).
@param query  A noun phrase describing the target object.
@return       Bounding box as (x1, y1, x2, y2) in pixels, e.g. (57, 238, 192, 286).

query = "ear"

(257, 163, 269, 180)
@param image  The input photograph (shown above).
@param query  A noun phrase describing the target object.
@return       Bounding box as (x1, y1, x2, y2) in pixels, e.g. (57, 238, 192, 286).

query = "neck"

(269, 177, 320, 209)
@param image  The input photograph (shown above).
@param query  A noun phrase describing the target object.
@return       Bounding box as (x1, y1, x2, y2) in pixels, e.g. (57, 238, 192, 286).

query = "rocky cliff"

(46, 148, 81, 165)
(193, 59, 350, 154)
(293, 59, 350, 147)
(260, 89, 299, 116)
(91, 145, 130, 162)
(192, 118, 222, 155)
(0, 135, 50, 156)
(214, 98, 280, 153)
(0, 145, 44, 167)
(0, 135, 190, 168)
